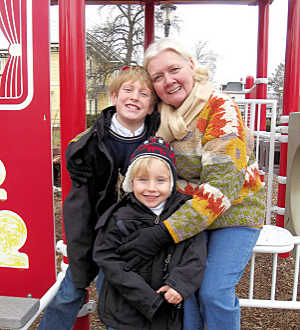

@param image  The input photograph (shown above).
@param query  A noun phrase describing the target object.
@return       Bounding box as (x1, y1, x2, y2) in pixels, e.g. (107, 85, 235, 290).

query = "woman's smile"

(147, 49, 195, 108)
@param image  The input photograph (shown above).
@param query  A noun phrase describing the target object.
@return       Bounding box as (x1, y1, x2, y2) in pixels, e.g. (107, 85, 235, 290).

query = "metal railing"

(236, 99, 300, 309)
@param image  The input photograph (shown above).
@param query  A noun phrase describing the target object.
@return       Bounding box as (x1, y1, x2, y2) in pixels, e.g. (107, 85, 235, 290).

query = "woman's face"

(147, 50, 195, 108)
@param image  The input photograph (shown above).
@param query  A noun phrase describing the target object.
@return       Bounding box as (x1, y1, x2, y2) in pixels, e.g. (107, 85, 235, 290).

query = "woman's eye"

(170, 67, 180, 73)
(140, 91, 149, 97)
(153, 75, 162, 82)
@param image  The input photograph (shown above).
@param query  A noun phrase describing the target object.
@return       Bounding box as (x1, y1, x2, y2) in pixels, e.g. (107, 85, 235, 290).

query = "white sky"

(83, 0, 288, 84)
(173, 0, 288, 84)
(34, 1, 289, 85)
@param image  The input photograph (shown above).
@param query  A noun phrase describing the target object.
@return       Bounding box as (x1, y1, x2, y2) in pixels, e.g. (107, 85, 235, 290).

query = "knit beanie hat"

(122, 136, 177, 194)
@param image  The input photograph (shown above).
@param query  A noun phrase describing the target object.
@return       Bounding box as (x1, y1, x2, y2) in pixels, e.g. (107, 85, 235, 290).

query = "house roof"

(222, 81, 244, 92)
(86, 32, 124, 63)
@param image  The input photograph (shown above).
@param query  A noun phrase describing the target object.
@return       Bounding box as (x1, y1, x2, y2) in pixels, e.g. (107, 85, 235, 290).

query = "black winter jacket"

(93, 192, 207, 330)
(63, 106, 160, 288)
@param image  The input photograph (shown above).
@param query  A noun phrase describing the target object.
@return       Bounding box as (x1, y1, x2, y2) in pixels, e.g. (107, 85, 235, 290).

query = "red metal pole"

(144, 1, 155, 50)
(256, 0, 269, 131)
(59, 0, 89, 328)
(245, 75, 254, 95)
(276, 0, 300, 232)
(59, 0, 86, 258)
(245, 75, 255, 127)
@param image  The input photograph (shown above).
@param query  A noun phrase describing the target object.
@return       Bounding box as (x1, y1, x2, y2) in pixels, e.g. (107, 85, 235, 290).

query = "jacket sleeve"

(164, 91, 264, 243)
(93, 219, 164, 321)
(63, 137, 109, 289)
(63, 183, 99, 289)
(164, 232, 207, 300)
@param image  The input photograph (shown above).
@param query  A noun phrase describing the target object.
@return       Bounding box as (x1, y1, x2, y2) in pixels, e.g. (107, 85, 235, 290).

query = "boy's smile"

(111, 80, 154, 132)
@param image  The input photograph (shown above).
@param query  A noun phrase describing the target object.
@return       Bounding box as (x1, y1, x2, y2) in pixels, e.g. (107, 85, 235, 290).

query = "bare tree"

(193, 40, 218, 81)
(268, 62, 285, 95)
(89, 5, 145, 65)
(85, 4, 181, 113)
(87, 4, 216, 89)
(268, 62, 285, 111)
(88, 4, 181, 64)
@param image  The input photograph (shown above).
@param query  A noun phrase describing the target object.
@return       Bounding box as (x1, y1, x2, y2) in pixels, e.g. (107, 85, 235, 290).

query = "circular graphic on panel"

(0, 160, 5, 185)
(0, 210, 29, 268)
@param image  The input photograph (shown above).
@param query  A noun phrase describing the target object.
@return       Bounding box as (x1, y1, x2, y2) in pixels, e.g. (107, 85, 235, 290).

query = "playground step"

(0, 296, 40, 329)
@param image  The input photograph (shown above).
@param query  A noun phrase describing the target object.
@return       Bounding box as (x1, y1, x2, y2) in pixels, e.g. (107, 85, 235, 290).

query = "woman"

(117, 38, 265, 330)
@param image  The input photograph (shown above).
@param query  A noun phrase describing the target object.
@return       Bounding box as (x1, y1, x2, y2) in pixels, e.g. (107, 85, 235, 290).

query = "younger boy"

(38, 66, 160, 330)
(93, 137, 207, 330)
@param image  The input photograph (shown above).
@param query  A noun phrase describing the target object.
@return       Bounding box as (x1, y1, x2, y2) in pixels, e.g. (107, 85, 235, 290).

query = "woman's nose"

(164, 73, 174, 85)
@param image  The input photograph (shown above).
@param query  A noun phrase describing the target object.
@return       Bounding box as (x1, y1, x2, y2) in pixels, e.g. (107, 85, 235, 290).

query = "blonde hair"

(109, 66, 158, 106)
(131, 156, 169, 180)
(144, 38, 194, 70)
(144, 38, 210, 82)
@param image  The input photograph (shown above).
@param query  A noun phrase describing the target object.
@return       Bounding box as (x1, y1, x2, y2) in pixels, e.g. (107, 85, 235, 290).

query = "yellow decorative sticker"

(0, 210, 29, 268)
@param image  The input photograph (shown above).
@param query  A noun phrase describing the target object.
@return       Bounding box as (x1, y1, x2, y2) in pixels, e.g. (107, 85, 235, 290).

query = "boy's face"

(111, 80, 154, 131)
(132, 158, 171, 209)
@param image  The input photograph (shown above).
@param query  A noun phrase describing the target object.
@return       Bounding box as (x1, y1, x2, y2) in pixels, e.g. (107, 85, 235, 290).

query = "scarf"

(156, 67, 214, 142)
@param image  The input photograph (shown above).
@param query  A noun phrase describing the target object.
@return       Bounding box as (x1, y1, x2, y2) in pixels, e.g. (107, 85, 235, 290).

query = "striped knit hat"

(122, 136, 177, 193)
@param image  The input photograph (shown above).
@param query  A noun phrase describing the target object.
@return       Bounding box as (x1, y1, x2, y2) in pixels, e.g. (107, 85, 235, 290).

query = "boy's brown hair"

(109, 66, 158, 106)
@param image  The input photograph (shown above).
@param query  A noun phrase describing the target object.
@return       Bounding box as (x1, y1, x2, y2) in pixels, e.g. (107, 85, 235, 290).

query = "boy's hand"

(157, 285, 183, 305)
(117, 224, 173, 271)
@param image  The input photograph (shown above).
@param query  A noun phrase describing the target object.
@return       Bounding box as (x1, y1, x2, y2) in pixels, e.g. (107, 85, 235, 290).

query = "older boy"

(38, 66, 160, 330)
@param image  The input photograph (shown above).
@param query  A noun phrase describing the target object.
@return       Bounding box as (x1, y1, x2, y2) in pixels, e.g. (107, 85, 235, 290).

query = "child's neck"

(150, 201, 166, 215)
(111, 114, 144, 137)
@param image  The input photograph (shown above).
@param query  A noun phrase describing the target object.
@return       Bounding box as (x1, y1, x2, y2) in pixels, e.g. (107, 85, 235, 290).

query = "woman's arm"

(164, 91, 264, 242)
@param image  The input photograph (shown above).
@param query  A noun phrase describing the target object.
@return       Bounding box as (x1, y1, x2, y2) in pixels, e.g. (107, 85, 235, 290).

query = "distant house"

(50, 42, 60, 128)
(221, 81, 245, 101)
(86, 32, 124, 116)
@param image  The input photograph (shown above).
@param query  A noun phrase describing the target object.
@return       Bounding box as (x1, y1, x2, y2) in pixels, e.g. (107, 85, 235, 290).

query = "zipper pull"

(154, 215, 160, 224)
(165, 253, 172, 265)
(163, 253, 172, 272)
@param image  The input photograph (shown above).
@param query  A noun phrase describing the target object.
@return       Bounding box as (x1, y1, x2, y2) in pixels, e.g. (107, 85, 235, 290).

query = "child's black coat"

(93, 191, 207, 330)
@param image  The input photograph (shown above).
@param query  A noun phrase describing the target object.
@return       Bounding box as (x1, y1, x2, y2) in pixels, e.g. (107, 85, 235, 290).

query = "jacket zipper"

(154, 215, 160, 224)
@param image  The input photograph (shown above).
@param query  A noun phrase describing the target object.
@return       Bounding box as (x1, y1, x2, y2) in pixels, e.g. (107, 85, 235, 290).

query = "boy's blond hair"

(131, 157, 169, 180)
(109, 66, 158, 106)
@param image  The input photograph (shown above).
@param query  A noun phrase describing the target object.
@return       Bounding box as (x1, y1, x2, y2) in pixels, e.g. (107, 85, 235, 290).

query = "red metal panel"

(277, 0, 300, 230)
(0, 0, 55, 298)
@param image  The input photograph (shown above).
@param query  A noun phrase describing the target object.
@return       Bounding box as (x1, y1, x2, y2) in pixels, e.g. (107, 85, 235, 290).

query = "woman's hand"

(117, 224, 173, 271)
(157, 285, 183, 305)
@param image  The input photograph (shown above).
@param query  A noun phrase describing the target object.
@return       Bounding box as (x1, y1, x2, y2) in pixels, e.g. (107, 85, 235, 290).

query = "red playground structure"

(0, 0, 299, 329)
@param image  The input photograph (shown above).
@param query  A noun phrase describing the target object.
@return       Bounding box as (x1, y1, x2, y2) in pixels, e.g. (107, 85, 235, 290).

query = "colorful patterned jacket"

(163, 90, 265, 243)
